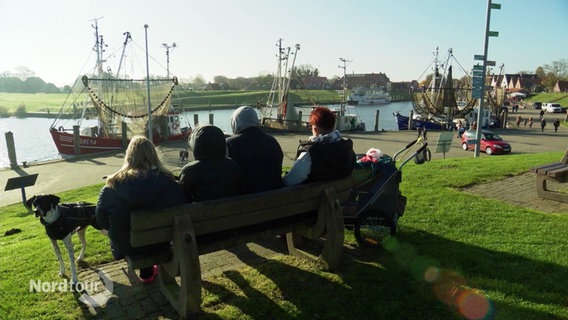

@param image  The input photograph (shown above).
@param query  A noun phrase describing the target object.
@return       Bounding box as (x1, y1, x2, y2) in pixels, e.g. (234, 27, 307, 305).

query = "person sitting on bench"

(96, 135, 186, 284)
(179, 124, 241, 202)
(284, 106, 356, 186)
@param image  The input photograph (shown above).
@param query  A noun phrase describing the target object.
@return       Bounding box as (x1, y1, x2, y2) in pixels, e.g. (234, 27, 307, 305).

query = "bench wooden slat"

(131, 178, 352, 232)
(547, 167, 568, 181)
(530, 162, 564, 174)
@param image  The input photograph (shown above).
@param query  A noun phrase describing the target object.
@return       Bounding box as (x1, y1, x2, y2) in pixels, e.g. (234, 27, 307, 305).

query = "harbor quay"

(2, 108, 567, 207)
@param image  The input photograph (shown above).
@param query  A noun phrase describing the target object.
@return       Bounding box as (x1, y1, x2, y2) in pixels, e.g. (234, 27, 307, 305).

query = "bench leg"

(158, 214, 202, 318)
(536, 175, 568, 203)
(286, 187, 344, 271)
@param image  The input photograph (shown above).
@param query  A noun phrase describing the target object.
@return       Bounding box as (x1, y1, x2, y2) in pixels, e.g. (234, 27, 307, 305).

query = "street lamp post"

(162, 42, 176, 78)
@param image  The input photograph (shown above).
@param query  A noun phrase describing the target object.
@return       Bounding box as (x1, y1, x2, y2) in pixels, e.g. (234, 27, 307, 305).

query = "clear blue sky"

(0, 0, 566, 87)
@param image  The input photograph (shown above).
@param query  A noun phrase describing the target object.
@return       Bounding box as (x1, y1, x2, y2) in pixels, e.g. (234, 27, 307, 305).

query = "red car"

(461, 130, 512, 155)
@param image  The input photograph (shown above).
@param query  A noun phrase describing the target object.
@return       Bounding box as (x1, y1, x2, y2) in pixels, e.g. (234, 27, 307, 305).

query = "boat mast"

(339, 57, 349, 115)
(91, 17, 106, 77)
(144, 24, 152, 139)
(115, 31, 132, 78)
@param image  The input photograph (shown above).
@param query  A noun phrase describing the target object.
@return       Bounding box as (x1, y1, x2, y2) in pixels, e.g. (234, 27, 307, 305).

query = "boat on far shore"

(347, 87, 391, 105)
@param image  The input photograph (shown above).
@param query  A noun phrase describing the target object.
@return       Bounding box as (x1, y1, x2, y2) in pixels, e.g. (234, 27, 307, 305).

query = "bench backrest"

(130, 177, 352, 248)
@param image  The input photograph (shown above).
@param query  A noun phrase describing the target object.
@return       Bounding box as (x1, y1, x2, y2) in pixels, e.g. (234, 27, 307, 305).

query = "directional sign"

(486, 60, 496, 66)
(473, 65, 484, 71)
(436, 132, 454, 158)
(472, 70, 484, 77)
(473, 78, 484, 87)
(488, 31, 499, 37)
(472, 88, 483, 99)
(474, 55, 485, 61)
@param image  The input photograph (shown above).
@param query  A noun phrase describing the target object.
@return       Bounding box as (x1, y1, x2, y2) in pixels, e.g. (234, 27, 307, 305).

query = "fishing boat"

(49, 20, 190, 157)
(394, 47, 477, 131)
(347, 87, 391, 105)
(259, 39, 365, 132)
(259, 39, 309, 132)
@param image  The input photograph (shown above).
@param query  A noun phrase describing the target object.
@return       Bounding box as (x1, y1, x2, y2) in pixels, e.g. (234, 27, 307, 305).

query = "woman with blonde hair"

(96, 135, 185, 283)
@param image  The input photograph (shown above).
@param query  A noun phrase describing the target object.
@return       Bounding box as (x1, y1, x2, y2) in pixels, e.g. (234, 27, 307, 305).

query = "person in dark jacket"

(283, 106, 356, 186)
(179, 124, 241, 202)
(226, 106, 283, 193)
(96, 135, 186, 283)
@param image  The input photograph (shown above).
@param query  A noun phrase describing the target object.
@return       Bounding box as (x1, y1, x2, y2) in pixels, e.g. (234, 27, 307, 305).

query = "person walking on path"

(553, 118, 560, 133)
(528, 116, 533, 129)
(541, 118, 547, 132)
(516, 115, 522, 128)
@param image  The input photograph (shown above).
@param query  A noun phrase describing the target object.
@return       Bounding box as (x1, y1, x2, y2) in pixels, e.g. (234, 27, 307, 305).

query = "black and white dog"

(26, 194, 103, 284)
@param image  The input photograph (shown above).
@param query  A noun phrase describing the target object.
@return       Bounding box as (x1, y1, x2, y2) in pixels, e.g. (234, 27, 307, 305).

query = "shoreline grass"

(1, 152, 567, 319)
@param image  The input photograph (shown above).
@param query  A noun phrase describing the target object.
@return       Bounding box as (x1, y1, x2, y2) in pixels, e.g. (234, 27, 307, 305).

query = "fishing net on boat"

(82, 76, 177, 139)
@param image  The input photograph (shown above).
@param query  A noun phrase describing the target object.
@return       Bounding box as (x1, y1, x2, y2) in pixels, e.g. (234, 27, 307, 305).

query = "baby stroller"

(343, 138, 430, 247)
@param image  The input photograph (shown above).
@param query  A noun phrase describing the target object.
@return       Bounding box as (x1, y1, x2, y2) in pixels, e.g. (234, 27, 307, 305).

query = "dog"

(26, 194, 103, 285)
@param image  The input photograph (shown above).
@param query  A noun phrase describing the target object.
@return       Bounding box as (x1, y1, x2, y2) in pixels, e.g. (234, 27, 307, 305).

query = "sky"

(0, 0, 567, 87)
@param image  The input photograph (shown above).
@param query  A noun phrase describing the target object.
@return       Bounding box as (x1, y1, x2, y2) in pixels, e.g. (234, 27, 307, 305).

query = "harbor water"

(0, 101, 412, 168)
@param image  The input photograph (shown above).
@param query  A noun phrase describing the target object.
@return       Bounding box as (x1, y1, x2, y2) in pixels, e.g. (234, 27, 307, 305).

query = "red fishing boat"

(49, 19, 190, 158)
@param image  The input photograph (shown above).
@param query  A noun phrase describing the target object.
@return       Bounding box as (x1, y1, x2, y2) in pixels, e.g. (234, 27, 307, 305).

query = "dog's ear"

(25, 195, 37, 209)
(46, 194, 61, 206)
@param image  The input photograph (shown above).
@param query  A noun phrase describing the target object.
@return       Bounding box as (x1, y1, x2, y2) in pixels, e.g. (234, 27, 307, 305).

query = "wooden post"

(122, 121, 128, 150)
(208, 113, 214, 125)
(193, 114, 199, 126)
(298, 111, 302, 127)
(374, 110, 380, 132)
(408, 110, 413, 130)
(73, 125, 80, 155)
(5, 131, 18, 169)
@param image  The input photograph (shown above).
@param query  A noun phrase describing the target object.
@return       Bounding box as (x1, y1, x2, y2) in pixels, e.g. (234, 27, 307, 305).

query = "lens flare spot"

(424, 266, 440, 283)
(457, 289, 492, 320)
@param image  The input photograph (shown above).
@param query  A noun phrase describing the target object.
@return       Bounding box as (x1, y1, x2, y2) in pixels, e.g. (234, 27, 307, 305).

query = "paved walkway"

(2, 106, 568, 318)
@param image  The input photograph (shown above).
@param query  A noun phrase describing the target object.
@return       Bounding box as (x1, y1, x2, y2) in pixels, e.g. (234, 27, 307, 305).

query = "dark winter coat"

(227, 106, 283, 193)
(95, 169, 186, 257)
(179, 124, 241, 202)
(296, 138, 356, 183)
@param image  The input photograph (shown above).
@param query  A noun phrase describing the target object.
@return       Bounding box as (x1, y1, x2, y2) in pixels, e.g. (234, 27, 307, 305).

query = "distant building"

(553, 80, 568, 93)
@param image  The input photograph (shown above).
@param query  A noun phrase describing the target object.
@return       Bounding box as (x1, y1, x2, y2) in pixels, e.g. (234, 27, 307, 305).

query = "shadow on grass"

(390, 228, 568, 319)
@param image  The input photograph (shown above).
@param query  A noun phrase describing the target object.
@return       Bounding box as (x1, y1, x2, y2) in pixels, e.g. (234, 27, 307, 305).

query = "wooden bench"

(125, 176, 352, 318)
(530, 149, 568, 202)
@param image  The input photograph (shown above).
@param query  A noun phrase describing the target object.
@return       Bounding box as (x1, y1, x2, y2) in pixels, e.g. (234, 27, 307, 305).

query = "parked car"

(543, 103, 563, 113)
(532, 102, 542, 110)
(461, 130, 512, 155)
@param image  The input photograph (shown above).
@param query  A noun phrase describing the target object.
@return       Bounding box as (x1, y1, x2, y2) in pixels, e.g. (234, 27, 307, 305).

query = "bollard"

(193, 114, 199, 126)
(209, 113, 214, 125)
(374, 110, 380, 132)
(408, 110, 414, 130)
(122, 121, 128, 150)
(73, 125, 80, 155)
(5, 131, 18, 169)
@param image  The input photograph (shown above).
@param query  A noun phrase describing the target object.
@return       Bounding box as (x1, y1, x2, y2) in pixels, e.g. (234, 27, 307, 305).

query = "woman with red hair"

(283, 106, 355, 186)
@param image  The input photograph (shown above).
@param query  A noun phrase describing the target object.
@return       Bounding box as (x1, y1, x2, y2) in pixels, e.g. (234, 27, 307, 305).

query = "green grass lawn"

(1, 153, 567, 319)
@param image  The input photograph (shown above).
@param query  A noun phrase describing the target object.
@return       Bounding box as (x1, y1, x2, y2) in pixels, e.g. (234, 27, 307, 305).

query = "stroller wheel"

(354, 210, 397, 248)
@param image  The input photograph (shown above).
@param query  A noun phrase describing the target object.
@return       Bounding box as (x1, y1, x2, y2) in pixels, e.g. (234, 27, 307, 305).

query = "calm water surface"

(0, 101, 412, 168)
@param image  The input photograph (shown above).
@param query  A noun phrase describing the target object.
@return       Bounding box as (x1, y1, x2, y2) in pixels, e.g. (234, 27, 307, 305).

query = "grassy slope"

(1, 152, 568, 319)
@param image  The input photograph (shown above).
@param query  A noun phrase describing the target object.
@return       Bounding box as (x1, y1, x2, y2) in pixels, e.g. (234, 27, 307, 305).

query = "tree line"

(0, 77, 65, 94)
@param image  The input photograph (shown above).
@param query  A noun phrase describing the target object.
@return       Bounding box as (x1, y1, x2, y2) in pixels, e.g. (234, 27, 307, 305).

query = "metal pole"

(474, 0, 494, 157)
(144, 24, 152, 140)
